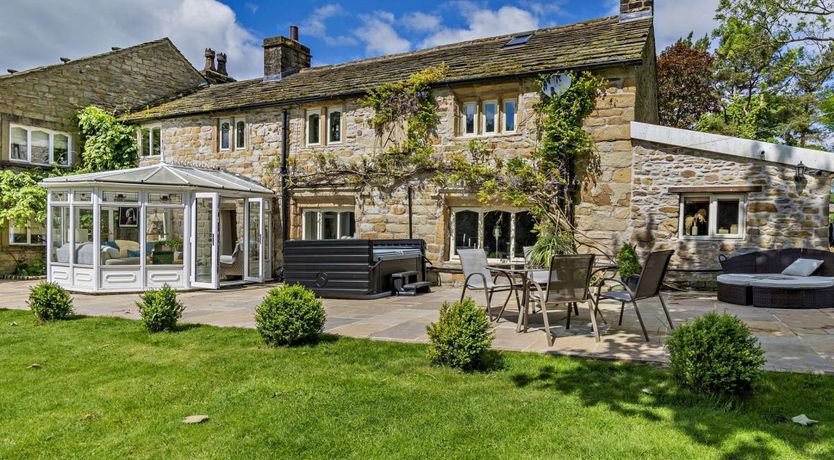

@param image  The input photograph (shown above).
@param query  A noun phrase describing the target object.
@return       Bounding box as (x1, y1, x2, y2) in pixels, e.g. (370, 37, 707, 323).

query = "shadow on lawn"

(509, 356, 828, 459)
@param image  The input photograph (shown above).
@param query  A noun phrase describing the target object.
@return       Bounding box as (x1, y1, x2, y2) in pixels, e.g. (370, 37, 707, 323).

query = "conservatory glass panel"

(146, 207, 184, 266)
(51, 206, 69, 263)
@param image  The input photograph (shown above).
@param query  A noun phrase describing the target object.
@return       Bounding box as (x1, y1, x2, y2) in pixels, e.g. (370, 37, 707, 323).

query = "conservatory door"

(192, 193, 219, 289)
(244, 197, 264, 282)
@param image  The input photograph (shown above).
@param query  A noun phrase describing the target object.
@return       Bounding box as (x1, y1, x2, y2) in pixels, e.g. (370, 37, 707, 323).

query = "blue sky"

(0, 1, 719, 80)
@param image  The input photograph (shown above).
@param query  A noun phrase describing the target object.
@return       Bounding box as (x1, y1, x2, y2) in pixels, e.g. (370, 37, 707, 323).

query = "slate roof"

(124, 16, 652, 122)
(40, 163, 274, 194)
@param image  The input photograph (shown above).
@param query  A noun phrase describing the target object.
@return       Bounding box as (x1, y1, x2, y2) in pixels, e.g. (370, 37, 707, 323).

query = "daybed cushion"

(782, 258, 823, 277)
(750, 276, 834, 289)
(717, 274, 765, 286)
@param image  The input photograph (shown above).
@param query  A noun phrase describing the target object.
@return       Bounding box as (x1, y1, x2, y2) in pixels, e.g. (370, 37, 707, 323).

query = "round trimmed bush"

(666, 312, 765, 396)
(136, 284, 185, 332)
(28, 281, 73, 321)
(255, 284, 326, 346)
(427, 297, 494, 370)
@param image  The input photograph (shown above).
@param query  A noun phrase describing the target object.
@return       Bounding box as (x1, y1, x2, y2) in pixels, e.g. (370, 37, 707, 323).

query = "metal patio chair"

(528, 254, 602, 345)
(458, 249, 520, 322)
(594, 250, 675, 341)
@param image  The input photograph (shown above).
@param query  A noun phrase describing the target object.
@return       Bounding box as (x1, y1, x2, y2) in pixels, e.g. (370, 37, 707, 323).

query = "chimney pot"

(204, 48, 216, 72)
(216, 52, 228, 76)
(290, 25, 299, 41)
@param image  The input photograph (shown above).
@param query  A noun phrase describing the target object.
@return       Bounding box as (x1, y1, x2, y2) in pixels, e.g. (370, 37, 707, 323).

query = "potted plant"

(616, 243, 641, 291)
(153, 237, 183, 265)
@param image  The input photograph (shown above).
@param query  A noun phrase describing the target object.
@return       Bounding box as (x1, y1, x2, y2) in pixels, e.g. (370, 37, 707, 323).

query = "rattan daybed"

(717, 248, 834, 309)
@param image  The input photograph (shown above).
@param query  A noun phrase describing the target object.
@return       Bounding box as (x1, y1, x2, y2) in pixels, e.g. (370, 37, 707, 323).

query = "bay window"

(680, 194, 746, 239)
(450, 208, 536, 261)
(9, 124, 72, 166)
(302, 208, 356, 240)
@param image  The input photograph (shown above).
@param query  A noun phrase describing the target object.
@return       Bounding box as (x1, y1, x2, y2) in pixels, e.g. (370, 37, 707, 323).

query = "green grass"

(1, 308, 833, 459)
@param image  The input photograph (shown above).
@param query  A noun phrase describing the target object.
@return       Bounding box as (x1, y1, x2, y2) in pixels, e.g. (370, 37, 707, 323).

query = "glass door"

(192, 193, 218, 289)
(244, 197, 264, 282)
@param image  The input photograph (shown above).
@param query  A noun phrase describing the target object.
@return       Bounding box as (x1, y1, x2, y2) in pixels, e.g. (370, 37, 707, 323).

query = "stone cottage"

(0, 38, 213, 273)
(118, 0, 832, 287)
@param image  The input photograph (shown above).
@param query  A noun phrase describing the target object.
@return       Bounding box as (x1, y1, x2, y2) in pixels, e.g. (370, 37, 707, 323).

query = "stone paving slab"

(2, 279, 834, 374)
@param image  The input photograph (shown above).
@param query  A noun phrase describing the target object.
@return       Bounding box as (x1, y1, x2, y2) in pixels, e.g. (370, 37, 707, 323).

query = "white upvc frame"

(218, 119, 232, 151)
(679, 193, 747, 240)
(8, 221, 45, 246)
(301, 207, 355, 240)
(481, 99, 499, 134)
(9, 124, 72, 166)
(327, 106, 343, 144)
(448, 207, 531, 262)
(243, 197, 264, 282)
(234, 118, 246, 150)
(306, 108, 322, 146)
(192, 192, 219, 289)
(137, 125, 162, 158)
(502, 98, 518, 133)
(461, 101, 478, 136)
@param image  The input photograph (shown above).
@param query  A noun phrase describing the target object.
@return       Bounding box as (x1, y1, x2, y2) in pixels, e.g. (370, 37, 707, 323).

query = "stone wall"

(629, 140, 832, 288)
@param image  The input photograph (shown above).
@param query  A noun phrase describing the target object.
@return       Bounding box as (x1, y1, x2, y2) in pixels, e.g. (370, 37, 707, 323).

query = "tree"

(77, 106, 138, 173)
(657, 34, 719, 129)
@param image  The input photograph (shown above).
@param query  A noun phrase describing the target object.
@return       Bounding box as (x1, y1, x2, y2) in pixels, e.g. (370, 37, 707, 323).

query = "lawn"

(1, 308, 833, 459)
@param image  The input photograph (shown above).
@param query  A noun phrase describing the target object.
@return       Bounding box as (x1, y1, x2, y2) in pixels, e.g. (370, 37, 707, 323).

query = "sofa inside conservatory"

(40, 164, 274, 293)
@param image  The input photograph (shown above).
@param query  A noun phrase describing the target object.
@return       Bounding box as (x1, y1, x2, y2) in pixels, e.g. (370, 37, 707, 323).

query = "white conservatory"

(40, 164, 274, 293)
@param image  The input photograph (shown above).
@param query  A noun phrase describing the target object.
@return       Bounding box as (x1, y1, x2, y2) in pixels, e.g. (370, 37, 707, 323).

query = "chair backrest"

(458, 249, 492, 289)
(634, 250, 674, 300)
(522, 246, 534, 268)
(543, 254, 595, 304)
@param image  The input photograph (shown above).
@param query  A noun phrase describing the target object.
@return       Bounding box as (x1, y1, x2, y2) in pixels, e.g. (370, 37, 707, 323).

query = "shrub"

(616, 243, 641, 279)
(666, 312, 765, 396)
(255, 284, 326, 346)
(28, 281, 73, 321)
(136, 284, 185, 332)
(427, 297, 494, 370)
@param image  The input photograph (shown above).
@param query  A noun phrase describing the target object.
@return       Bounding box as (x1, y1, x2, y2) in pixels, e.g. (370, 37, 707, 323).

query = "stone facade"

(629, 140, 832, 288)
(0, 38, 206, 273)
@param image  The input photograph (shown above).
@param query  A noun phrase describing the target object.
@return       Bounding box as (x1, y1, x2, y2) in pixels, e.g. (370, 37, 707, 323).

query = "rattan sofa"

(717, 248, 834, 308)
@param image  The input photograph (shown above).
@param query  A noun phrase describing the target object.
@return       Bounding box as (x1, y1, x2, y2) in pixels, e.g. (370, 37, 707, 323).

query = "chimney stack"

(216, 52, 228, 76)
(263, 25, 311, 80)
(204, 48, 216, 72)
(619, 0, 653, 22)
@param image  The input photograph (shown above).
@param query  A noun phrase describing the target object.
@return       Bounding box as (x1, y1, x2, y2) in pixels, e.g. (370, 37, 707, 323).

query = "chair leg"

(566, 300, 572, 330)
(618, 301, 625, 326)
(541, 302, 553, 346)
(494, 289, 513, 323)
(631, 300, 650, 341)
(658, 293, 674, 330)
(587, 298, 601, 342)
(460, 285, 468, 303)
(573, 302, 579, 316)
(593, 301, 607, 325)
(485, 290, 494, 321)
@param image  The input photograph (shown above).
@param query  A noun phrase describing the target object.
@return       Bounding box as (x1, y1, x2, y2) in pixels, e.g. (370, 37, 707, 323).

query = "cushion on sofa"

(782, 258, 823, 277)
(749, 276, 834, 289)
(717, 274, 763, 286)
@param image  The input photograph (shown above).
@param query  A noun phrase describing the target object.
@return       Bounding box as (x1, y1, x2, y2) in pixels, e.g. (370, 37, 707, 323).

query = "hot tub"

(282, 239, 427, 299)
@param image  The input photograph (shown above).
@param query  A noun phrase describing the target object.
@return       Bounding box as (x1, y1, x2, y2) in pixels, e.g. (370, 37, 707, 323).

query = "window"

(50, 206, 69, 264)
(328, 107, 342, 144)
(9, 222, 45, 246)
(482, 101, 498, 134)
(504, 34, 532, 47)
(680, 194, 746, 239)
(503, 99, 517, 132)
(146, 207, 185, 266)
(306, 109, 321, 145)
(9, 124, 72, 166)
(302, 209, 355, 240)
(137, 126, 161, 157)
(462, 102, 477, 135)
(219, 119, 231, 151)
(235, 120, 246, 150)
(450, 208, 536, 261)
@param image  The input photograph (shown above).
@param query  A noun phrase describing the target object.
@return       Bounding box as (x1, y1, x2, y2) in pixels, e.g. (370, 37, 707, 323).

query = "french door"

(244, 197, 264, 282)
(192, 193, 219, 289)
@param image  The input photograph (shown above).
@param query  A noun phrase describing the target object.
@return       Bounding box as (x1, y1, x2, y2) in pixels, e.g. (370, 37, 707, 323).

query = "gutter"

(124, 58, 643, 123)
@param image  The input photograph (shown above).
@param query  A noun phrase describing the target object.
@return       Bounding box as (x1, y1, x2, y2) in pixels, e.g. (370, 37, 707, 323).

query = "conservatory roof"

(40, 163, 274, 194)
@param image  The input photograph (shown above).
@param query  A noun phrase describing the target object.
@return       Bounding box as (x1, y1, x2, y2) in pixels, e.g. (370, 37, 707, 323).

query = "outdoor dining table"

(487, 262, 619, 334)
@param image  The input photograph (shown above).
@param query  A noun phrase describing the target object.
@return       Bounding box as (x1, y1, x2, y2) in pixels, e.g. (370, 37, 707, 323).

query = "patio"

(3, 279, 834, 374)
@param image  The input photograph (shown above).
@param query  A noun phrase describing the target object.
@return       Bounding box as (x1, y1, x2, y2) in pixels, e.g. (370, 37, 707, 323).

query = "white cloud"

(301, 3, 358, 47)
(355, 11, 411, 55)
(401, 12, 442, 32)
(420, 5, 540, 48)
(653, 0, 720, 49)
(0, 0, 264, 80)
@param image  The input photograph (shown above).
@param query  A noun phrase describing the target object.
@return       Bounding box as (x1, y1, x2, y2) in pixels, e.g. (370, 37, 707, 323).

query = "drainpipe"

(280, 109, 289, 242)
(407, 185, 413, 239)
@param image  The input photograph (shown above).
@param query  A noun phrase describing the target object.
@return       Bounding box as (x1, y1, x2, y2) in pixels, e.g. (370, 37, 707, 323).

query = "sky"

(0, 0, 721, 81)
